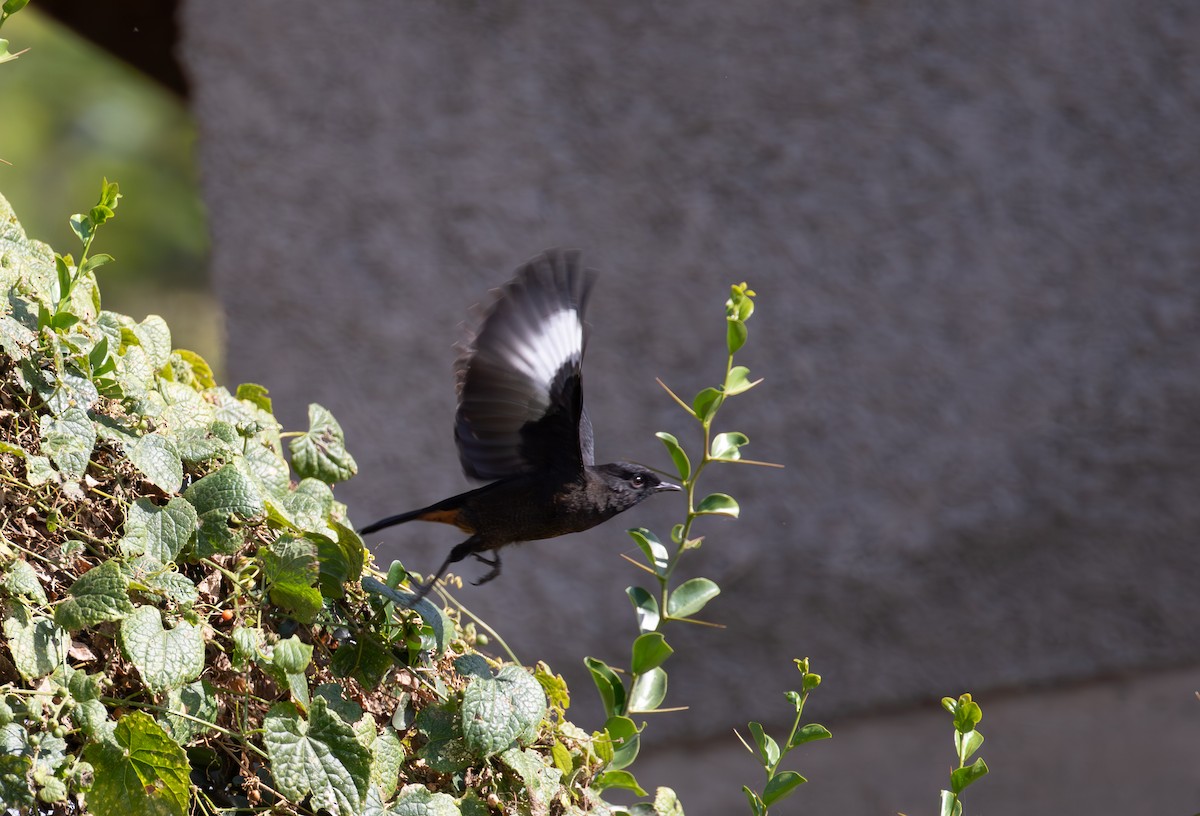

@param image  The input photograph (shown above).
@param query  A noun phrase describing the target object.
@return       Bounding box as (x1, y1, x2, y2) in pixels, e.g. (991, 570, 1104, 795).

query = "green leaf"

(655, 431, 691, 481)
(264, 697, 371, 815)
(692, 387, 722, 422)
(369, 727, 405, 800)
(2, 605, 67, 680)
(69, 213, 92, 245)
(585, 656, 626, 719)
(626, 585, 661, 633)
(789, 722, 832, 748)
(628, 667, 668, 712)
(940, 790, 963, 816)
(724, 365, 759, 395)
(284, 477, 336, 535)
(273, 634, 314, 675)
(461, 666, 547, 758)
(710, 430, 749, 461)
(0, 755, 35, 811)
(235, 382, 273, 413)
(127, 432, 184, 492)
(330, 632, 394, 689)
(956, 727, 984, 763)
(414, 704, 472, 774)
(627, 527, 669, 576)
(55, 559, 134, 631)
(314, 523, 366, 598)
(132, 314, 172, 371)
(2, 0, 31, 17)
(749, 721, 780, 766)
(695, 492, 740, 517)
(289, 403, 358, 484)
(360, 576, 454, 654)
(762, 769, 807, 806)
(950, 757, 989, 794)
(1, 559, 47, 604)
(24, 454, 57, 486)
(390, 783, 463, 815)
(603, 715, 641, 771)
(80, 252, 113, 275)
(592, 769, 646, 797)
(666, 577, 721, 618)
(184, 461, 264, 519)
(261, 535, 322, 623)
(119, 605, 205, 693)
(500, 746, 565, 810)
(120, 497, 197, 563)
(84, 711, 190, 816)
(164, 680, 219, 744)
(631, 631, 674, 674)
(727, 316, 748, 354)
(38, 406, 95, 478)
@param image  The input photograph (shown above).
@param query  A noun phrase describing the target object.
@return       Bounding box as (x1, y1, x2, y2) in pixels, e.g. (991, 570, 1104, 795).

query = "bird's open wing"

(454, 249, 597, 481)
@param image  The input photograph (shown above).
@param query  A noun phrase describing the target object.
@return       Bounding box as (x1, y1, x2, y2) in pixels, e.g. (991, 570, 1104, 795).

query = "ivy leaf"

(119, 497, 198, 563)
(38, 406, 95, 478)
(261, 535, 323, 624)
(184, 462, 263, 519)
(2, 604, 67, 681)
(0, 559, 47, 604)
(264, 698, 371, 816)
(55, 559, 134, 631)
(389, 784, 462, 816)
(83, 711, 189, 816)
(127, 431, 184, 492)
(460, 666, 546, 759)
(132, 314, 171, 370)
(119, 605, 205, 693)
(290, 403, 358, 484)
(164, 680, 219, 744)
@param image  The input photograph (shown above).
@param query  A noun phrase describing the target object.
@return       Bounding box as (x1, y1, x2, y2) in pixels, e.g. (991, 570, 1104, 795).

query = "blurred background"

(0, 5, 218, 373)
(3, 3, 1198, 814)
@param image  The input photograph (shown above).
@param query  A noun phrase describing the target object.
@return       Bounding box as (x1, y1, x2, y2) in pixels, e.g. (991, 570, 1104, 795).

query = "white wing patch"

(494, 307, 582, 407)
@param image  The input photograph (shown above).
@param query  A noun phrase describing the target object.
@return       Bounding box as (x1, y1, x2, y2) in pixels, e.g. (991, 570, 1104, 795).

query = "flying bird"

(359, 249, 680, 603)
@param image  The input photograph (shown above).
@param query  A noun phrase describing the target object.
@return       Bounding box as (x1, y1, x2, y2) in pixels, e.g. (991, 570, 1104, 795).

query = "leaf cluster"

(0, 186, 665, 815)
(737, 658, 830, 815)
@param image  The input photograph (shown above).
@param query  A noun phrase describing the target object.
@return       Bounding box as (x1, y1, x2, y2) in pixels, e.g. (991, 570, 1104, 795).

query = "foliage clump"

(0, 186, 644, 815)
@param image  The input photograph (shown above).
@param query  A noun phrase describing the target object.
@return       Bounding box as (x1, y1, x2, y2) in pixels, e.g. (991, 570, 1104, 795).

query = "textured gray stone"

(180, 0, 1200, 810)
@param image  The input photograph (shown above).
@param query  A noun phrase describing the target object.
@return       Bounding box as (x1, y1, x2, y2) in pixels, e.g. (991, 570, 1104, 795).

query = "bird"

(359, 249, 680, 604)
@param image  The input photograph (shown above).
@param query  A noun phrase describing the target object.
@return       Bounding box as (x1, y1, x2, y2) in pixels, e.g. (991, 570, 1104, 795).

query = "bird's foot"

(470, 551, 502, 585)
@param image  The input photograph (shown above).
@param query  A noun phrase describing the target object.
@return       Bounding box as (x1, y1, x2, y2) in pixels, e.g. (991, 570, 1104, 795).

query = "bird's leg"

(470, 550, 502, 585)
(402, 536, 479, 607)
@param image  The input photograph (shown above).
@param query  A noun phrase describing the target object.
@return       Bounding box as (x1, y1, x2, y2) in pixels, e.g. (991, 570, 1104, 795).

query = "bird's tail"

(358, 508, 429, 535)
(358, 495, 475, 536)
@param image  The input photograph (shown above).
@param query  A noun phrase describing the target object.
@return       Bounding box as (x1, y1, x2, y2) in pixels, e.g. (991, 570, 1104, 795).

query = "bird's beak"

(656, 481, 683, 492)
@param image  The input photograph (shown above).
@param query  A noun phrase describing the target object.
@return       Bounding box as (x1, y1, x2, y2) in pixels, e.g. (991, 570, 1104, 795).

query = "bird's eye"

(630, 474, 646, 488)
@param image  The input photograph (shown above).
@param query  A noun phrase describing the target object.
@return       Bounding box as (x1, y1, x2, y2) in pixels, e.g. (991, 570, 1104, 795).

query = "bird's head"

(590, 462, 682, 514)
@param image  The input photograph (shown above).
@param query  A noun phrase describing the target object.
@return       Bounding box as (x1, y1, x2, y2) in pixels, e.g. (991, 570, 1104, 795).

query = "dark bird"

(359, 249, 680, 603)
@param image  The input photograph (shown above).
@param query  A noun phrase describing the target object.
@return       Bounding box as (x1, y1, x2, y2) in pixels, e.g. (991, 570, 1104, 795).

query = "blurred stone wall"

(179, 2, 1200, 812)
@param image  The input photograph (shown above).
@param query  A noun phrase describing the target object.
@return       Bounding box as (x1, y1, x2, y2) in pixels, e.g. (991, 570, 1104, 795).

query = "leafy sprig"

(938, 693, 989, 816)
(737, 658, 831, 816)
(586, 281, 781, 802)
